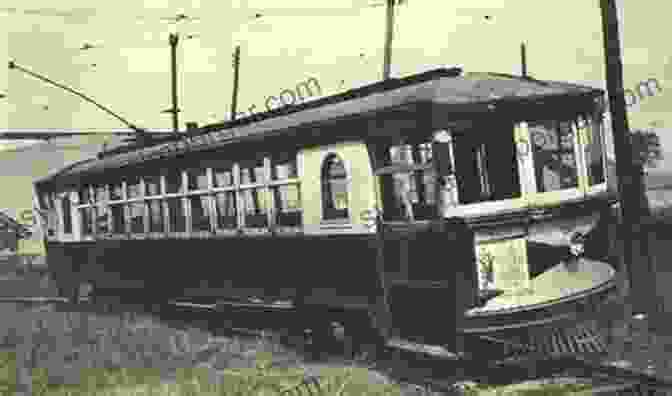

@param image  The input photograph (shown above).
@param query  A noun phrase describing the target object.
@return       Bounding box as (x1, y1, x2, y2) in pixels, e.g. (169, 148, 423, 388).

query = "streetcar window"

(61, 195, 72, 234)
(78, 186, 91, 205)
(215, 192, 237, 229)
(144, 176, 161, 196)
(95, 185, 108, 202)
(213, 164, 234, 187)
(274, 184, 302, 227)
(129, 202, 145, 233)
(80, 207, 93, 236)
(190, 195, 211, 231)
(529, 120, 579, 192)
(272, 152, 302, 227)
(109, 182, 123, 201)
(127, 176, 142, 199)
(165, 170, 183, 194)
(272, 153, 298, 180)
(110, 204, 125, 233)
(147, 200, 164, 232)
(379, 142, 436, 221)
(321, 154, 348, 220)
(584, 116, 606, 186)
(452, 125, 521, 204)
(95, 205, 110, 235)
(241, 188, 268, 228)
(187, 168, 208, 190)
(167, 198, 185, 232)
(240, 158, 266, 185)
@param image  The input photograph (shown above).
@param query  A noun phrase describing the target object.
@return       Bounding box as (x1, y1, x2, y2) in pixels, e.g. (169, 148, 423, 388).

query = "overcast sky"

(0, 1, 669, 163)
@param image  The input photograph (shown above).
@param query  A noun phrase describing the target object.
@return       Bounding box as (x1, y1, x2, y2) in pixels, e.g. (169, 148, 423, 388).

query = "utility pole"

(382, 0, 395, 80)
(168, 33, 180, 133)
(599, 0, 651, 315)
(231, 45, 241, 120)
(520, 42, 527, 78)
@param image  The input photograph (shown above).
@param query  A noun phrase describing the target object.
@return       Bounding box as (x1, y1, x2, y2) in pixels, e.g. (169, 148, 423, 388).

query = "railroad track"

(3, 293, 672, 395)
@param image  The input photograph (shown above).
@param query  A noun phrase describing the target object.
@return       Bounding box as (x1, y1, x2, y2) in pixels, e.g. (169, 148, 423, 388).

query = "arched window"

(321, 154, 349, 220)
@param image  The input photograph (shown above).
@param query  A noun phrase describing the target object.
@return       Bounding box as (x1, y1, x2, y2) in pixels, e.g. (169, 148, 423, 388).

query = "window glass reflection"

(144, 176, 161, 196)
(322, 155, 348, 219)
(530, 120, 579, 192)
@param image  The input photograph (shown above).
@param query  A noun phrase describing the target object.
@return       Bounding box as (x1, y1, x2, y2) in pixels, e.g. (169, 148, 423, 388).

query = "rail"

(465, 334, 672, 395)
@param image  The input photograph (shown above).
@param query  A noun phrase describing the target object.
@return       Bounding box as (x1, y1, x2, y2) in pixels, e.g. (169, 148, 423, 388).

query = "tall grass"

(1, 348, 408, 395)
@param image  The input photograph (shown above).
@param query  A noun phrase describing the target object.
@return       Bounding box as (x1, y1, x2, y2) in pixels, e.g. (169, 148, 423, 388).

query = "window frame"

(444, 126, 527, 218)
(374, 140, 441, 223)
(57, 191, 74, 239)
(525, 119, 584, 206)
(321, 152, 351, 222)
(59, 151, 304, 240)
(73, 185, 95, 241)
(583, 113, 609, 197)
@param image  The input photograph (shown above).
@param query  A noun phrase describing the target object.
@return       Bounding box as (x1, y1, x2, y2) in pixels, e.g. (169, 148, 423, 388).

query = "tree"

(630, 127, 663, 171)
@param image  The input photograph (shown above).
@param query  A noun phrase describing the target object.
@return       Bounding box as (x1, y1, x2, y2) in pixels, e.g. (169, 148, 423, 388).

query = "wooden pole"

(230, 45, 241, 120)
(382, 0, 395, 80)
(520, 42, 527, 78)
(599, 0, 650, 314)
(169, 33, 180, 133)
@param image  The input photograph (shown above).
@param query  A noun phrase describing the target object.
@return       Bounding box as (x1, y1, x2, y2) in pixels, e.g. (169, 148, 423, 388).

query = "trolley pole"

(230, 45, 241, 120)
(599, 0, 649, 314)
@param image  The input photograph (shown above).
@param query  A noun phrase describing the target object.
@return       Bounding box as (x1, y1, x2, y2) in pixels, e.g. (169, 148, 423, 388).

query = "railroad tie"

(574, 322, 608, 355)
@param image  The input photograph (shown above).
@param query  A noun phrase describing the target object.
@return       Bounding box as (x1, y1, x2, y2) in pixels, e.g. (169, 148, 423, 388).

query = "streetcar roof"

(36, 68, 603, 187)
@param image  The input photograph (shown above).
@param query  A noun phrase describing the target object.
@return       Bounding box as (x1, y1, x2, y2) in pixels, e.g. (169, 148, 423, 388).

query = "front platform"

(458, 258, 618, 357)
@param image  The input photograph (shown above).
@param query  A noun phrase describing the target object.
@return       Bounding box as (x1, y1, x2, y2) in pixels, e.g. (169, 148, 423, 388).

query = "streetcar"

(31, 67, 617, 353)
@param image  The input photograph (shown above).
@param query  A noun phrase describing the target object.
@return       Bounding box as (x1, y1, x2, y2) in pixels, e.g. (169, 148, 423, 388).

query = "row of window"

(40, 151, 356, 238)
(376, 117, 606, 221)
(43, 153, 307, 238)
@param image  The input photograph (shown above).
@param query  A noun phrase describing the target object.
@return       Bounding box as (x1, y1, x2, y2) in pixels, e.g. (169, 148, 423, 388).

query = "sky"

(0, 1, 670, 220)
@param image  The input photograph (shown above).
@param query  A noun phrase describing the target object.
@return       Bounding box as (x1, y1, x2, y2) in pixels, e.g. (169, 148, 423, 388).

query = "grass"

(1, 349, 406, 395)
(458, 381, 594, 396)
(0, 348, 601, 395)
